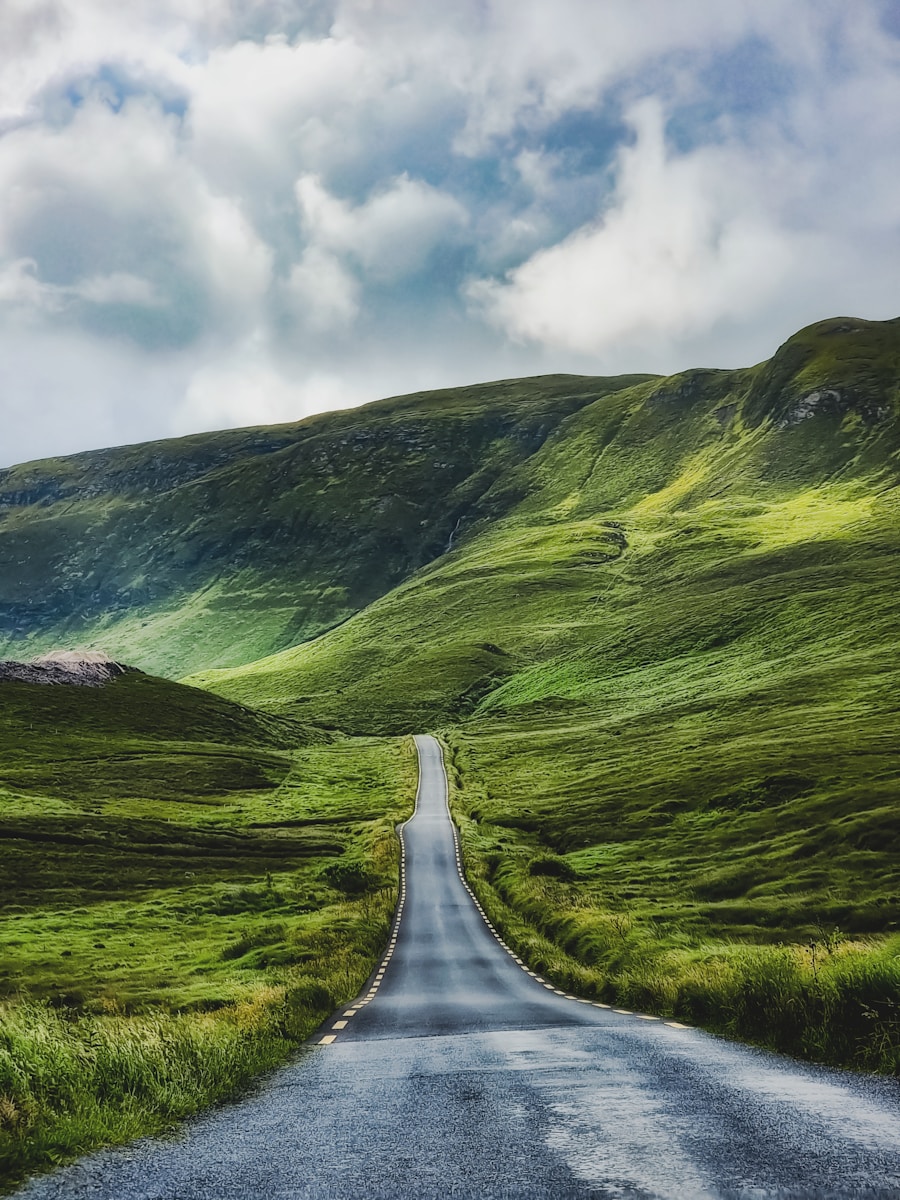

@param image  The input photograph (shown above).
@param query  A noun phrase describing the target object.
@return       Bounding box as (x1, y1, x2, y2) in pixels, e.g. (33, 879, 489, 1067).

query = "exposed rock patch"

(0, 650, 135, 687)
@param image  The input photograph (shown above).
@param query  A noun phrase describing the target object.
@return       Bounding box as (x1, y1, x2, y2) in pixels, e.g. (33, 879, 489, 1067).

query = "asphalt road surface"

(16, 734, 900, 1199)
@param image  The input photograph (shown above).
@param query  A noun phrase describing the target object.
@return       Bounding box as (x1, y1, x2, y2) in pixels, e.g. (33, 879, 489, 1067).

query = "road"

(16, 734, 900, 1199)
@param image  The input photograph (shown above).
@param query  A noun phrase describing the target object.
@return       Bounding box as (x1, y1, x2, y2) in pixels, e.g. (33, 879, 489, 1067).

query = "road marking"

(319, 1035, 337, 1045)
(400, 737, 687, 1043)
(343, 1011, 356, 1017)
(332, 1020, 348, 1030)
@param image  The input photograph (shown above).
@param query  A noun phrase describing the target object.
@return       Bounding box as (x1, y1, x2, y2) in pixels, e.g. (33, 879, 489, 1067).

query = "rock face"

(0, 651, 133, 687)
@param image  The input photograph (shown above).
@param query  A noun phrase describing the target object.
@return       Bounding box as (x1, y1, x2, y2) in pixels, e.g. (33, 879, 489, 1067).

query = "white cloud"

(469, 99, 802, 355)
(469, 76, 900, 366)
(294, 173, 468, 284)
(188, 34, 377, 191)
(0, 259, 163, 313)
(0, 96, 272, 344)
(176, 345, 373, 434)
(284, 246, 360, 333)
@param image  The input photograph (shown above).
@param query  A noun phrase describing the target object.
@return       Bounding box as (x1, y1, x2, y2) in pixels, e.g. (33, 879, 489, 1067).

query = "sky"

(1, 0, 899, 466)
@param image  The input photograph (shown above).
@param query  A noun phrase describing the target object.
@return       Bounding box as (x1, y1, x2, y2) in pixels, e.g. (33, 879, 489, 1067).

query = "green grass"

(443, 730, 900, 1072)
(0, 675, 417, 1185)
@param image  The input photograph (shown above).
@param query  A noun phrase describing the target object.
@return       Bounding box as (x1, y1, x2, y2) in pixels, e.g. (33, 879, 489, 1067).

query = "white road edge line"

(322, 735, 688, 1046)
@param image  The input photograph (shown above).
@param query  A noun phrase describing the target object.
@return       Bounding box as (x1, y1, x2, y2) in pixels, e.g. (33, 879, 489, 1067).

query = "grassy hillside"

(190, 316, 900, 1069)
(0, 673, 416, 1182)
(192, 316, 900, 733)
(0, 375, 648, 679)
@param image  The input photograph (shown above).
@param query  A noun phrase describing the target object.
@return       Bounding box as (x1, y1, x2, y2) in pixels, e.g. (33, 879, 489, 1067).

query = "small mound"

(0, 650, 134, 688)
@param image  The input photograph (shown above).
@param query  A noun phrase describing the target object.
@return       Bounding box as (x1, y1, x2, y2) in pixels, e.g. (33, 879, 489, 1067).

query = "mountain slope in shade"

(0, 375, 647, 678)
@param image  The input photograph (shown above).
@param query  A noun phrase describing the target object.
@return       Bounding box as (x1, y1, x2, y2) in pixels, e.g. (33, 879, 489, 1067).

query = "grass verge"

(444, 734, 900, 1074)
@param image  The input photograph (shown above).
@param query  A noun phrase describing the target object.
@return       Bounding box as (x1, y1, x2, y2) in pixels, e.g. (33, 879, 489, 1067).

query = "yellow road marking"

(637, 1015, 659, 1021)
(613, 1009, 632, 1015)
(319, 1035, 337, 1045)
(343, 1011, 357, 1017)
(593, 1003, 611, 1009)
(332, 1020, 348, 1030)
(665, 1021, 690, 1029)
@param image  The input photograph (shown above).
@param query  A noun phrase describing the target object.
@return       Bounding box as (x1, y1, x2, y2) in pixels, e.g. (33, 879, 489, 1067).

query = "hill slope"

(0, 668, 417, 1180)
(191, 316, 900, 732)
(0, 375, 648, 678)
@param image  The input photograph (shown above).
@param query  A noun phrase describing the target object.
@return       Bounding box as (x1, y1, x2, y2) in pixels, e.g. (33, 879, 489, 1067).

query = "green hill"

(0, 669, 415, 1180)
(0, 375, 646, 678)
(189, 316, 900, 734)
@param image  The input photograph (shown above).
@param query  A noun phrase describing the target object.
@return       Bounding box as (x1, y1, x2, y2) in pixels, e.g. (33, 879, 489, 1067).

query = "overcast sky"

(1, 0, 898, 466)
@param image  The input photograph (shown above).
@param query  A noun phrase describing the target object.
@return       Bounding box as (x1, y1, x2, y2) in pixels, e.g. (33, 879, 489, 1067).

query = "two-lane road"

(17, 735, 900, 1198)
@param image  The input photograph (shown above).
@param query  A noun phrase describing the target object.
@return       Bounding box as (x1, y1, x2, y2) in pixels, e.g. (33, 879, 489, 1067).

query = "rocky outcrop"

(0, 651, 135, 687)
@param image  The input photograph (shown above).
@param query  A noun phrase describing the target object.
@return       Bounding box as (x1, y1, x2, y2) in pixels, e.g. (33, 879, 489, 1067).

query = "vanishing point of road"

(17, 735, 900, 1199)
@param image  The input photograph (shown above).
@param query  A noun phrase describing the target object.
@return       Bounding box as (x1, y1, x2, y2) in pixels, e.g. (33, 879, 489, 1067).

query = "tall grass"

(0, 882, 397, 1189)
(454, 812, 900, 1074)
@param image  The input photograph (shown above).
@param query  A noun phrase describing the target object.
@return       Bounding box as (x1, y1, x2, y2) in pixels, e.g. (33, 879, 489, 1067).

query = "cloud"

(284, 246, 361, 333)
(0, 258, 163, 312)
(0, 95, 272, 347)
(468, 22, 900, 369)
(0, 0, 897, 464)
(294, 173, 468, 283)
(468, 99, 803, 356)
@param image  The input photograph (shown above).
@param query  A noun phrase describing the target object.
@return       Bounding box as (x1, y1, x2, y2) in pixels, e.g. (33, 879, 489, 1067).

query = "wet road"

(16, 734, 900, 1198)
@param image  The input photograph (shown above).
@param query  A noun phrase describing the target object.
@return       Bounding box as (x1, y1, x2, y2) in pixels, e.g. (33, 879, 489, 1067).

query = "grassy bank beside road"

(445, 718, 900, 1074)
(0, 675, 416, 1187)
